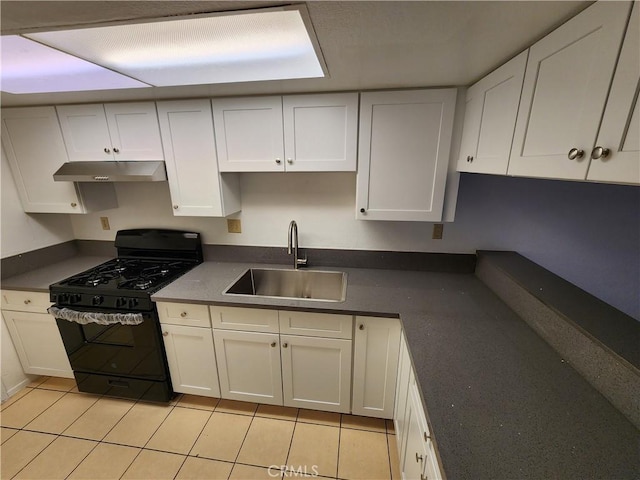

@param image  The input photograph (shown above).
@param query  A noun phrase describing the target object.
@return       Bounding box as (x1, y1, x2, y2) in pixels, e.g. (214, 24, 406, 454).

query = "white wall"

(1, 148, 75, 259)
(70, 172, 461, 252)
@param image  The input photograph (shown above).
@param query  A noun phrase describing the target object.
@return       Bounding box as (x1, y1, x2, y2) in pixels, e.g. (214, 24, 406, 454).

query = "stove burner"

(134, 279, 154, 290)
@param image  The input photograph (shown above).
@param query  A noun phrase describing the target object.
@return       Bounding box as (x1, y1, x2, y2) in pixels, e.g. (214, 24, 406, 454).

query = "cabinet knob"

(271, 341, 277, 347)
(287, 158, 293, 164)
(173, 205, 179, 210)
(275, 158, 282, 164)
(24, 299, 31, 305)
(283, 342, 288, 348)
(113, 147, 120, 154)
(359, 324, 364, 330)
(591, 146, 610, 160)
(104, 147, 111, 154)
(416, 452, 424, 463)
(70, 202, 77, 208)
(466, 155, 474, 163)
(162, 331, 169, 337)
(421, 475, 428, 480)
(360, 208, 366, 214)
(567, 148, 584, 160)
(180, 312, 187, 318)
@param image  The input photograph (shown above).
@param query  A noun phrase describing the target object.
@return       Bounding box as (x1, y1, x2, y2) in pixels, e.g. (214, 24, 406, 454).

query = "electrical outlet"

(227, 219, 242, 234)
(432, 223, 443, 240)
(100, 217, 111, 231)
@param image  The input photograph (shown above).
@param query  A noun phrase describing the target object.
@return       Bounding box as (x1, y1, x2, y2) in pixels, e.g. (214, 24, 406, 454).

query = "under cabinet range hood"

(53, 161, 167, 182)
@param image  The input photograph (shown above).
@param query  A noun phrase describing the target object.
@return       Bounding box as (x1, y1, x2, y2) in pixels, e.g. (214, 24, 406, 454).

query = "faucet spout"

(287, 220, 307, 269)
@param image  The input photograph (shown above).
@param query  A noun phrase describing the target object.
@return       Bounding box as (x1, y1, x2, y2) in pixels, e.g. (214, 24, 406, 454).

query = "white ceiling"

(0, 0, 591, 107)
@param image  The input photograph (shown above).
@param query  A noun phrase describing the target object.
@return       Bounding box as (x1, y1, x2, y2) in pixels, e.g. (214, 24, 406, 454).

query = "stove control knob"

(70, 294, 82, 304)
(128, 298, 139, 309)
(92, 295, 104, 306)
(115, 297, 128, 308)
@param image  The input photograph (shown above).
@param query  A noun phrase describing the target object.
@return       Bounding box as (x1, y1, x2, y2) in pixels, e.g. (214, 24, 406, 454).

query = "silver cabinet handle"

(162, 331, 169, 337)
(359, 324, 364, 330)
(24, 299, 31, 305)
(421, 475, 428, 480)
(113, 147, 120, 154)
(104, 147, 111, 154)
(287, 158, 293, 164)
(180, 312, 187, 318)
(173, 205, 179, 210)
(275, 158, 282, 164)
(270, 341, 277, 347)
(71, 202, 77, 208)
(466, 155, 474, 163)
(591, 146, 610, 160)
(416, 452, 424, 463)
(360, 208, 366, 214)
(567, 148, 584, 160)
(283, 342, 288, 348)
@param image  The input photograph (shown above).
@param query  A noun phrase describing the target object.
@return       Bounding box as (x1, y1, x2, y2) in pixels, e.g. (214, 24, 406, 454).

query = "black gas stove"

(49, 229, 202, 402)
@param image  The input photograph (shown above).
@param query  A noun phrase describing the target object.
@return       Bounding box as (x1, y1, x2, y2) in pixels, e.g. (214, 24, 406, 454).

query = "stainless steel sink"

(223, 268, 347, 302)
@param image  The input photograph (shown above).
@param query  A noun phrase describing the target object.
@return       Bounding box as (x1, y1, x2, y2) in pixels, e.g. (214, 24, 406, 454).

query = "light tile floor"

(1, 377, 401, 479)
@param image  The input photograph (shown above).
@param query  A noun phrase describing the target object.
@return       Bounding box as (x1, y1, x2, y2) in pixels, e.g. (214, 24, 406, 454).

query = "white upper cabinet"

(57, 102, 164, 161)
(457, 51, 528, 175)
(356, 89, 457, 222)
(213, 96, 284, 172)
(1, 106, 117, 214)
(156, 99, 240, 217)
(508, 1, 632, 181)
(282, 93, 358, 172)
(213, 93, 358, 172)
(587, 2, 639, 184)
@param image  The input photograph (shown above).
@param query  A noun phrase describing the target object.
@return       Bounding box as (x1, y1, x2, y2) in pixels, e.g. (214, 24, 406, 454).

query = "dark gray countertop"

(153, 261, 640, 480)
(0, 256, 112, 292)
(2, 255, 637, 478)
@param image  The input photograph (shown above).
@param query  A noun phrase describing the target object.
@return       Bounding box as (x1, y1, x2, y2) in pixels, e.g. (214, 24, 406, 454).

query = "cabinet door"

(352, 316, 401, 419)
(457, 51, 528, 175)
(282, 93, 358, 172)
(3, 311, 73, 378)
(401, 383, 434, 480)
(280, 334, 352, 413)
(161, 323, 220, 397)
(356, 89, 457, 221)
(104, 102, 164, 160)
(588, 2, 640, 185)
(508, 1, 632, 180)
(213, 96, 284, 172)
(1, 107, 84, 213)
(214, 330, 283, 405)
(56, 104, 113, 161)
(157, 99, 240, 216)
(394, 335, 412, 449)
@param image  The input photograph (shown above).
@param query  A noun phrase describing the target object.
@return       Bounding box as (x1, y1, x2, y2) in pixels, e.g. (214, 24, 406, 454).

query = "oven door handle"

(48, 306, 144, 326)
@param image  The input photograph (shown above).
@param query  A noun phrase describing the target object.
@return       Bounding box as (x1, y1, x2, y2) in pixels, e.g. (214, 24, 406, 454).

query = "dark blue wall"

(453, 173, 640, 320)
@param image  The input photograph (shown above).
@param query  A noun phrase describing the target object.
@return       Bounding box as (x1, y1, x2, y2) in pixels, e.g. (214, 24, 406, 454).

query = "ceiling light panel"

(25, 8, 325, 87)
(0, 36, 149, 94)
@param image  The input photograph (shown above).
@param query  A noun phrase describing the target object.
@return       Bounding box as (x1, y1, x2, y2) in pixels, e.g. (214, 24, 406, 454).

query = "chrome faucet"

(287, 220, 308, 269)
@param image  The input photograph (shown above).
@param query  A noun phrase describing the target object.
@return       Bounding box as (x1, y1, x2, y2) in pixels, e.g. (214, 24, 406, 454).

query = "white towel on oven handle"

(48, 306, 144, 326)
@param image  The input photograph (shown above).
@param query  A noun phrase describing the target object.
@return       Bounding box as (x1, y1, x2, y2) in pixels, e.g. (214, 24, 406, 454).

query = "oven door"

(54, 306, 167, 381)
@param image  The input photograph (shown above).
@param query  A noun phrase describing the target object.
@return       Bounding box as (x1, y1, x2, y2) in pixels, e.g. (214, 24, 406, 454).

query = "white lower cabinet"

(352, 316, 401, 419)
(157, 302, 220, 397)
(281, 334, 352, 413)
(395, 335, 443, 480)
(161, 324, 220, 397)
(1, 290, 72, 378)
(214, 329, 283, 406)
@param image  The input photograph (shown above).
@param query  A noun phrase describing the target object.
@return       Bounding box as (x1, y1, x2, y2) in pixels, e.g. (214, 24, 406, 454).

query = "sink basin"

(223, 268, 347, 302)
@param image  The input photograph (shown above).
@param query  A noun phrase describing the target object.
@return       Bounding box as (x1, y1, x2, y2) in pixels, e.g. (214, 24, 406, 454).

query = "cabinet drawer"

(1, 290, 52, 313)
(279, 311, 352, 339)
(210, 306, 279, 333)
(156, 302, 211, 328)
